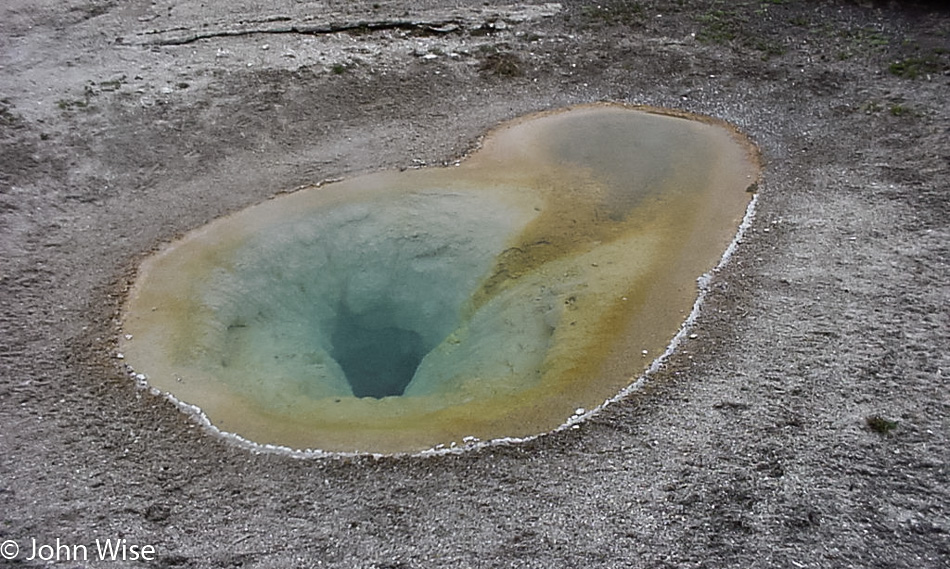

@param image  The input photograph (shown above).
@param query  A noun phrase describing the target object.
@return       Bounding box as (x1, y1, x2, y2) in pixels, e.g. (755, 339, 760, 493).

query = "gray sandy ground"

(1, 1, 948, 567)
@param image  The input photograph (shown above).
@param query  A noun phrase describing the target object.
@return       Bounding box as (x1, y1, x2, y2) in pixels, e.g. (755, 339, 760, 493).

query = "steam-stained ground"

(1, 1, 948, 567)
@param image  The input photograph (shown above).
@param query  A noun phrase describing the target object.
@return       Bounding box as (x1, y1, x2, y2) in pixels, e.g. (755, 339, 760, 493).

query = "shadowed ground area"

(0, 0, 947, 567)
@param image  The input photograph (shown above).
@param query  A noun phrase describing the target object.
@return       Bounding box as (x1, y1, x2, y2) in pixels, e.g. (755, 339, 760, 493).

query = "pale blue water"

(191, 190, 544, 405)
(121, 104, 759, 453)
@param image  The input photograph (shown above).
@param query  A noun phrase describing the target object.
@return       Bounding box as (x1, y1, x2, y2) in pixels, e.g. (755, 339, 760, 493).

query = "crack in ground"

(131, 19, 465, 46)
(124, 3, 563, 46)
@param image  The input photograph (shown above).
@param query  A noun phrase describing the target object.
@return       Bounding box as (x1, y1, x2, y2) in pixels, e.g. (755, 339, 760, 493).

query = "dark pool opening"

(330, 303, 428, 398)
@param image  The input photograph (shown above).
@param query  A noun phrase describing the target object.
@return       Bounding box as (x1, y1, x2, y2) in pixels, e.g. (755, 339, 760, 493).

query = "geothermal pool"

(120, 104, 760, 454)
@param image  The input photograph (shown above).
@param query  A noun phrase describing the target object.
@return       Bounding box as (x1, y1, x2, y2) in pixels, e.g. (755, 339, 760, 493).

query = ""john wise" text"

(23, 538, 156, 562)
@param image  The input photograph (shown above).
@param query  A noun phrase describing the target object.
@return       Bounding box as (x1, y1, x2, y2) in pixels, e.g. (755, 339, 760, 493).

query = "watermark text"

(1, 538, 156, 562)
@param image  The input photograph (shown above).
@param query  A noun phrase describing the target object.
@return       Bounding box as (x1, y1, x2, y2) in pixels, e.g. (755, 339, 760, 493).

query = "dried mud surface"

(1, 1, 948, 568)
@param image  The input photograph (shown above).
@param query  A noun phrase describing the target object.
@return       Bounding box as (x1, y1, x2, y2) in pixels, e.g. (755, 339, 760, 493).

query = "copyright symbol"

(0, 540, 19, 560)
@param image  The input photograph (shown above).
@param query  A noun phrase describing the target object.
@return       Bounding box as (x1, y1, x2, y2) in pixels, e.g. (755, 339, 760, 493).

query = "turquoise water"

(193, 191, 540, 406)
(121, 104, 759, 453)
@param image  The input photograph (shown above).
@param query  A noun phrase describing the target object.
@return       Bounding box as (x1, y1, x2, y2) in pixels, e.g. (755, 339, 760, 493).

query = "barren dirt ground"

(1, 1, 948, 568)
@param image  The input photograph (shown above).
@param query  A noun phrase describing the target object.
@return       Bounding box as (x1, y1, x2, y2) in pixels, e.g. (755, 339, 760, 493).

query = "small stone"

(145, 503, 171, 522)
(575, 408, 585, 415)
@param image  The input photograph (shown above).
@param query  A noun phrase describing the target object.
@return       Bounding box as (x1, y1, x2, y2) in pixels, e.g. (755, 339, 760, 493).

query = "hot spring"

(119, 104, 760, 454)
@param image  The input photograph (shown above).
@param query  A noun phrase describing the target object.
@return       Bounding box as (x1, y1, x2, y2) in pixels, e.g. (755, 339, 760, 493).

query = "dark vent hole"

(330, 303, 428, 398)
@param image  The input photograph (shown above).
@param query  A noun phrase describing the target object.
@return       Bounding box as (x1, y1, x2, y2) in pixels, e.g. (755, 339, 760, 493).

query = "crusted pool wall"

(119, 103, 761, 454)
